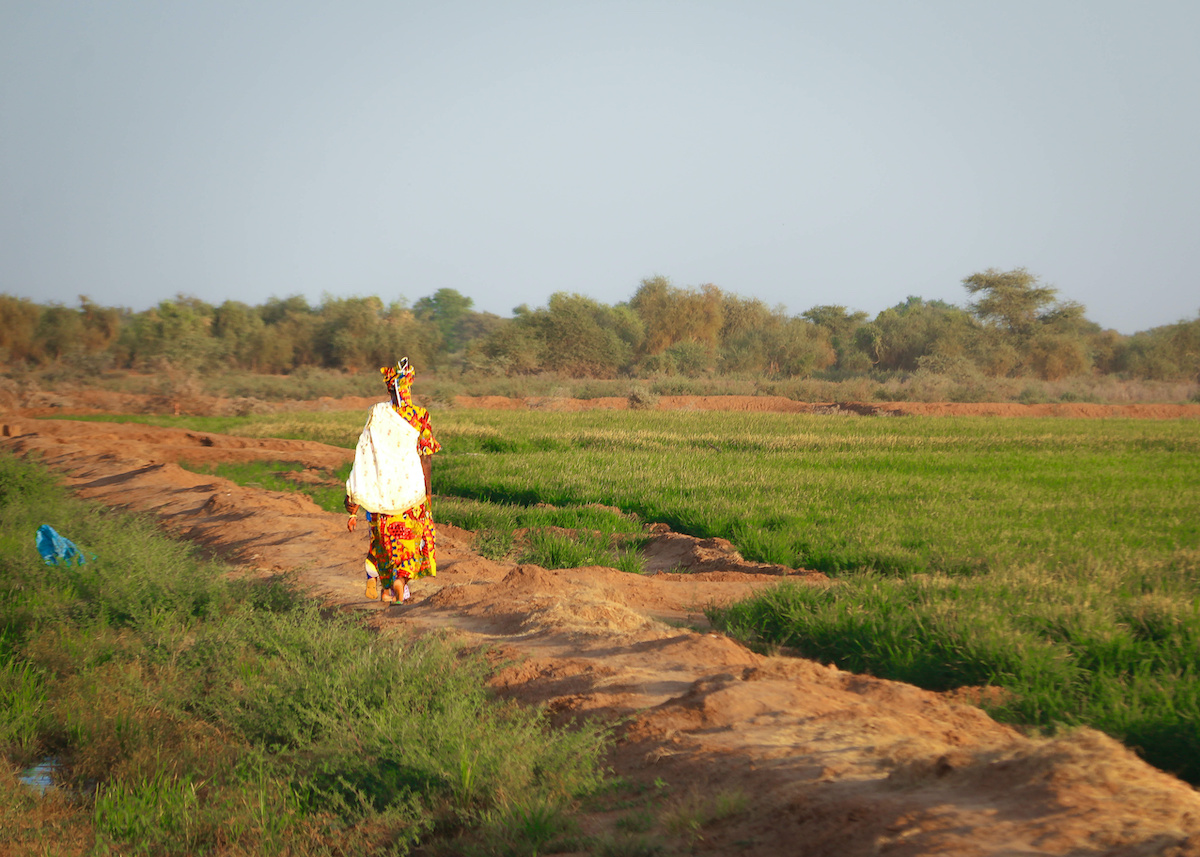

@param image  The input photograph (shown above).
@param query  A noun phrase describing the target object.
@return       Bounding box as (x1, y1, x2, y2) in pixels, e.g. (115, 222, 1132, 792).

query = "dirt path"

(4, 417, 1200, 856)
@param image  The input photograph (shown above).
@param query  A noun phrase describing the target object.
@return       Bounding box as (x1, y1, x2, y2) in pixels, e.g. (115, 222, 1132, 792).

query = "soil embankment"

(3, 411, 1200, 855)
(455, 394, 1200, 420)
(6, 387, 1200, 419)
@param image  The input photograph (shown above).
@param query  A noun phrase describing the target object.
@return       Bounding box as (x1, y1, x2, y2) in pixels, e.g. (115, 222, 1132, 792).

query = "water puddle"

(18, 758, 60, 795)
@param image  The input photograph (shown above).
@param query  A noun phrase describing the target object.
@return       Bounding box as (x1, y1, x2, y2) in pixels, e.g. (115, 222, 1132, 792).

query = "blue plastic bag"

(36, 525, 87, 566)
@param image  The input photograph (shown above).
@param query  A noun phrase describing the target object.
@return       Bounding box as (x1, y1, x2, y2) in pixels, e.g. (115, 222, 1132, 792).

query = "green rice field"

(96, 409, 1198, 574)
(57, 408, 1200, 782)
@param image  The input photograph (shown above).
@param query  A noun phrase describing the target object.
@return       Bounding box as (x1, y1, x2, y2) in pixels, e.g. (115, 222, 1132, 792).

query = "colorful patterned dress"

(363, 399, 440, 590)
(345, 360, 441, 602)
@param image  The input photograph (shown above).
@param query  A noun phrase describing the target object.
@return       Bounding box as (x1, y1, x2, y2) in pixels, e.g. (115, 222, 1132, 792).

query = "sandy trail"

(4, 416, 1200, 856)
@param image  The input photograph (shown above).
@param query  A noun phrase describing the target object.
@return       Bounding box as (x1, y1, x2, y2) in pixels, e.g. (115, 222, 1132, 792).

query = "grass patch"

(0, 451, 610, 855)
(707, 562, 1200, 784)
(659, 786, 748, 847)
(182, 458, 353, 514)
(434, 497, 647, 574)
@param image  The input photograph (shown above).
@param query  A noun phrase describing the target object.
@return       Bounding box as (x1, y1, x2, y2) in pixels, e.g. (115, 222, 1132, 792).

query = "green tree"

(962, 269, 1092, 378)
(369, 301, 438, 372)
(801, 305, 870, 372)
(26, 297, 125, 366)
(661, 340, 713, 377)
(473, 293, 639, 377)
(719, 295, 833, 377)
(260, 295, 313, 326)
(454, 311, 505, 353)
(78, 296, 123, 355)
(1026, 333, 1090, 381)
(719, 295, 776, 374)
(630, 276, 724, 357)
(963, 268, 1072, 337)
(34, 304, 83, 362)
(0, 295, 42, 363)
(469, 318, 544, 374)
(762, 316, 836, 376)
(414, 288, 474, 357)
(257, 296, 317, 372)
(866, 297, 977, 372)
(536, 292, 634, 377)
(115, 295, 217, 370)
(1117, 314, 1200, 381)
(314, 296, 387, 370)
(1086, 328, 1126, 376)
(213, 300, 266, 369)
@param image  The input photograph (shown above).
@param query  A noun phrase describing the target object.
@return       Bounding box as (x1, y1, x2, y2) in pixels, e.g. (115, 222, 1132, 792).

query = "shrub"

(627, 386, 658, 410)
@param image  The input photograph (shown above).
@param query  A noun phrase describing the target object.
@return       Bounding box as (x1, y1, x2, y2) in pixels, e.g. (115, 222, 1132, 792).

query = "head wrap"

(381, 358, 415, 400)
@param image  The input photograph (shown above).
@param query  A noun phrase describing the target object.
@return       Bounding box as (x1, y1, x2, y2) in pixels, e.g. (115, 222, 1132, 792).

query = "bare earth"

(3, 396, 1200, 855)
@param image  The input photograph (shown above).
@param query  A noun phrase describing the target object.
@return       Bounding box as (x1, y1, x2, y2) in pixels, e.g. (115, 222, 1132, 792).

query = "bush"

(627, 386, 659, 410)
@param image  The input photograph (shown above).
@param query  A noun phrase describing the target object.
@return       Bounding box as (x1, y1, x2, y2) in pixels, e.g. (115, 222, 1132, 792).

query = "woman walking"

(344, 358, 440, 604)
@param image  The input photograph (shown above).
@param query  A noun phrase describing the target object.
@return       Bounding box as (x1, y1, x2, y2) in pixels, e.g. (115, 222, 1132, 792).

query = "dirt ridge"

(5, 388, 1200, 419)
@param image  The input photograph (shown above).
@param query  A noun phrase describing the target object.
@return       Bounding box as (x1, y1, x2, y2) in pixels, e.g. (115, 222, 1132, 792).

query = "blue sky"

(2, 1, 1197, 333)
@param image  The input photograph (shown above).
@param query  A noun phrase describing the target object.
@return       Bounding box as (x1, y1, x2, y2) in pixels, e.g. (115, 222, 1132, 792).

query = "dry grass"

(6, 366, 1199, 407)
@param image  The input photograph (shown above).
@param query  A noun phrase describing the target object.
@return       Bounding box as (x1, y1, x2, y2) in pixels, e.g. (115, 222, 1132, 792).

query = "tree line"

(1, 270, 1197, 382)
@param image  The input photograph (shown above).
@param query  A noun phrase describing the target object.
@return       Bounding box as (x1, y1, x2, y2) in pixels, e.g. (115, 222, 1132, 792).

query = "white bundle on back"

(345, 402, 427, 515)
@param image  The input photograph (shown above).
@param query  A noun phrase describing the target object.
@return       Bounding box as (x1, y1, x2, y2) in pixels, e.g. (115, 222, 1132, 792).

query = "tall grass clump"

(433, 495, 646, 572)
(0, 451, 609, 855)
(708, 557, 1200, 784)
